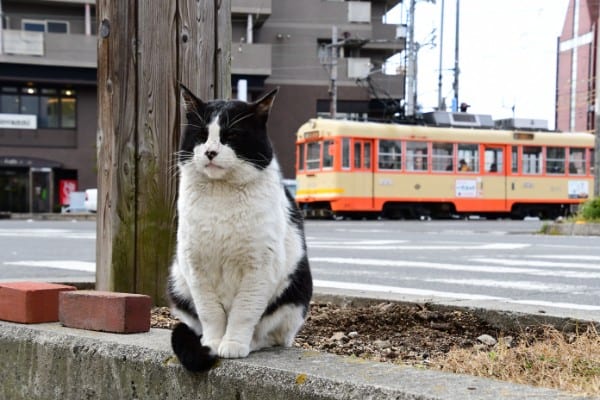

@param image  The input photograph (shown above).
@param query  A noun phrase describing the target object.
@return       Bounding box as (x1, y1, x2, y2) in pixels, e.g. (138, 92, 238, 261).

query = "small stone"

(477, 334, 497, 346)
(348, 331, 359, 339)
(330, 331, 348, 342)
(373, 339, 392, 349)
(502, 336, 514, 348)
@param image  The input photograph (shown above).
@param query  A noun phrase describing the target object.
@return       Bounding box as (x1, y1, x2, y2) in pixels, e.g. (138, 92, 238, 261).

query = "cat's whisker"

(227, 113, 254, 129)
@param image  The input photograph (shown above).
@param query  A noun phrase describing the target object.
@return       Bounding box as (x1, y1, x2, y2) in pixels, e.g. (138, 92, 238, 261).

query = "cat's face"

(179, 86, 278, 181)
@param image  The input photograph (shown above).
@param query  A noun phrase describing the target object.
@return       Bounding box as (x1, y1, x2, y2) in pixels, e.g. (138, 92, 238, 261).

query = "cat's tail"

(171, 322, 218, 372)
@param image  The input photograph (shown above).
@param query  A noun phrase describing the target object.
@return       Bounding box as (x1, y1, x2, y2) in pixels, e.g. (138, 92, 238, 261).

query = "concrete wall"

(0, 320, 580, 400)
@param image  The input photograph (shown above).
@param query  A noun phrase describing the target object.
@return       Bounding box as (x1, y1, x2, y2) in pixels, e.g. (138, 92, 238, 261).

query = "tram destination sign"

(0, 114, 37, 130)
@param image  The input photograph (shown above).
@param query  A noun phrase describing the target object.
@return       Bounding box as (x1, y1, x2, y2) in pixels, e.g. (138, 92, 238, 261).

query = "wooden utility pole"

(96, 0, 231, 304)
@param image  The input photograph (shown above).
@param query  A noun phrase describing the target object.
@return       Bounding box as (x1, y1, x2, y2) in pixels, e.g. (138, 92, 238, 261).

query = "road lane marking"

(313, 279, 600, 311)
(308, 242, 530, 250)
(310, 257, 600, 279)
(4, 261, 95, 272)
(0, 229, 95, 239)
(471, 258, 600, 270)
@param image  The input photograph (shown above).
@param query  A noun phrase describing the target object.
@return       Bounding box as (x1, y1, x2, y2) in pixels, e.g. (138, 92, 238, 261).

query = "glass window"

(47, 21, 69, 34)
(432, 142, 453, 172)
(568, 148, 586, 175)
(546, 147, 565, 174)
(364, 142, 371, 169)
(511, 146, 518, 173)
(342, 138, 350, 169)
(0, 85, 77, 129)
(457, 144, 479, 172)
(23, 20, 45, 32)
(1, 94, 19, 113)
(406, 141, 428, 171)
(306, 142, 321, 170)
(378, 139, 402, 170)
(39, 95, 60, 128)
(484, 147, 503, 173)
(297, 143, 305, 171)
(590, 149, 595, 176)
(522, 146, 542, 174)
(323, 140, 334, 169)
(61, 98, 76, 128)
(20, 95, 39, 116)
(354, 142, 361, 168)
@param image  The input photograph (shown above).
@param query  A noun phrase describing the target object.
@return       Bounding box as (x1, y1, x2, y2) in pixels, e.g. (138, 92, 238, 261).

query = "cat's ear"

(253, 87, 279, 118)
(179, 82, 205, 115)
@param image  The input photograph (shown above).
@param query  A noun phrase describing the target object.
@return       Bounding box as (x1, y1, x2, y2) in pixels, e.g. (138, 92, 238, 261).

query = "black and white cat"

(167, 85, 313, 372)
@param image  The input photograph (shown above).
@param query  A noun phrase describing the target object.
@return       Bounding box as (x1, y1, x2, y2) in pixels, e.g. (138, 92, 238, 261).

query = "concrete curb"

(0, 320, 595, 400)
(545, 221, 600, 236)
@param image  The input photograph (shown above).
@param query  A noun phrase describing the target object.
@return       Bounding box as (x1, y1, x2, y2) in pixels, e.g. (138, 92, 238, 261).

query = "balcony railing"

(232, 42, 271, 75)
(0, 30, 96, 68)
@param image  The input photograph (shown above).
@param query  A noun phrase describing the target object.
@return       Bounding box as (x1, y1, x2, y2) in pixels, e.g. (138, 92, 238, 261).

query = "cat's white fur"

(169, 116, 306, 358)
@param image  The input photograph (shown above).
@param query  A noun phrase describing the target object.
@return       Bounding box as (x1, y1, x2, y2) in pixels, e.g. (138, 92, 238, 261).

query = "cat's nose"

(205, 150, 218, 160)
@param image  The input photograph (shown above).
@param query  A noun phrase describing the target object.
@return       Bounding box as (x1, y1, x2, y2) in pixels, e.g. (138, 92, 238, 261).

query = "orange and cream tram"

(294, 118, 595, 219)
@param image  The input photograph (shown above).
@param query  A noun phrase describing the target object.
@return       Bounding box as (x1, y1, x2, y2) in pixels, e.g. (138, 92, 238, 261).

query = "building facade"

(0, 0, 96, 212)
(0, 0, 404, 212)
(556, 0, 599, 132)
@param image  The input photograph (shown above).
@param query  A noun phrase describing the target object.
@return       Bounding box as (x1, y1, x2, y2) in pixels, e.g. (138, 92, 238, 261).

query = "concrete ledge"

(545, 221, 600, 236)
(0, 320, 589, 400)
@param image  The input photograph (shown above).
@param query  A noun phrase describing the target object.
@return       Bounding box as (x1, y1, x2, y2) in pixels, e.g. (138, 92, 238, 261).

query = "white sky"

(387, 0, 569, 129)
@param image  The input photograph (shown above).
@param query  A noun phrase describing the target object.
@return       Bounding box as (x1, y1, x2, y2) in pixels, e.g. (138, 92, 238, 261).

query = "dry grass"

(431, 325, 600, 396)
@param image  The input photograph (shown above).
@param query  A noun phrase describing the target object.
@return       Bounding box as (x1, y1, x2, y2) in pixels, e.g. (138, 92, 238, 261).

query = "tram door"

(30, 168, 53, 213)
(481, 146, 508, 212)
(351, 139, 375, 210)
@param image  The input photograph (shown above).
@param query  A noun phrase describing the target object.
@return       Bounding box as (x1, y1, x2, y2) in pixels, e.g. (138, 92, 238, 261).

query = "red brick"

(0, 282, 77, 323)
(59, 290, 151, 333)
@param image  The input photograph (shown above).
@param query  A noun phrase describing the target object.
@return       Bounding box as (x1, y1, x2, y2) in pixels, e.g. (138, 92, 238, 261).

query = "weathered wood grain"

(97, 0, 231, 304)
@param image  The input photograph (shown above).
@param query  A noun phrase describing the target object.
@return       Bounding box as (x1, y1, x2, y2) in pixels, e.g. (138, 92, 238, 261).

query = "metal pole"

(0, 0, 4, 55)
(330, 25, 338, 118)
(405, 0, 416, 117)
(594, 15, 600, 196)
(437, 0, 445, 110)
(452, 0, 460, 112)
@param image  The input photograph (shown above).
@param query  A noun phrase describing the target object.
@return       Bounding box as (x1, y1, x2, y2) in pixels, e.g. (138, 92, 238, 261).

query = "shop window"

(22, 19, 69, 33)
(378, 139, 402, 170)
(0, 85, 77, 129)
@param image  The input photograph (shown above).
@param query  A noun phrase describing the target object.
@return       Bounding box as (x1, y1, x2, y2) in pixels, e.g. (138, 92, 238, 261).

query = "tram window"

(457, 144, 479, 172)
(590, 150, 595, 175)
(323, 140, 334, 168)
(354, 142, 362, 168)
(342, 138, 350, 169)
(511, 146, 518, 173)
(306, 141, 321, 170)
(522, 146, 542, 174)
(484, 148, 503, 173)
(297, 143, 305, 171)
(432, 142, 453, 172)
(569, 148, 586, 175)
(545, 147, 565, 174)
(364, 142, 371, 168)
(406, 141, 428, 171)
(378, 139, 402, 170)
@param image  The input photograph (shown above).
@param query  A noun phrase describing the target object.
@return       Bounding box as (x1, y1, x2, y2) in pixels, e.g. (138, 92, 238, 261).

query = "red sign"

(59, 179, 78, 205)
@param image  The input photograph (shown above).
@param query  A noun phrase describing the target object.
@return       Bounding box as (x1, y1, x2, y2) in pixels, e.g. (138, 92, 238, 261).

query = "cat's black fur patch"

(171, 323, 217, 372)
(179, 85, 276, 170)
(167, 278, 198, 319)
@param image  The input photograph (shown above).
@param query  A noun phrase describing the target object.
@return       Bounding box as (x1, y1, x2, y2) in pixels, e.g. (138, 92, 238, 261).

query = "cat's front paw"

(202, 338, 222, 353)
(218, 340, 250, 358)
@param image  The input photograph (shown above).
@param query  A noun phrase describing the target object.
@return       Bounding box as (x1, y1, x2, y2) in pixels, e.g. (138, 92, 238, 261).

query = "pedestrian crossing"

(306, 237, 600, 312)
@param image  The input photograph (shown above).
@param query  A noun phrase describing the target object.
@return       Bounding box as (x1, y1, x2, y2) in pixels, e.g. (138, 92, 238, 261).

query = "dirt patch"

(152, 301, 534, 366)
(152, 301, 600, 396)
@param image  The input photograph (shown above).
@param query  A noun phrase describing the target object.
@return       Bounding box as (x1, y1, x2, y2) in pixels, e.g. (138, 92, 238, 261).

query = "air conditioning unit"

(347, 58, 371, 79)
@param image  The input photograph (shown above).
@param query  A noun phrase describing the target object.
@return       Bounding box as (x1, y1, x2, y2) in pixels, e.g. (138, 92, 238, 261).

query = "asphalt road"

(1, 218, 599, 319)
